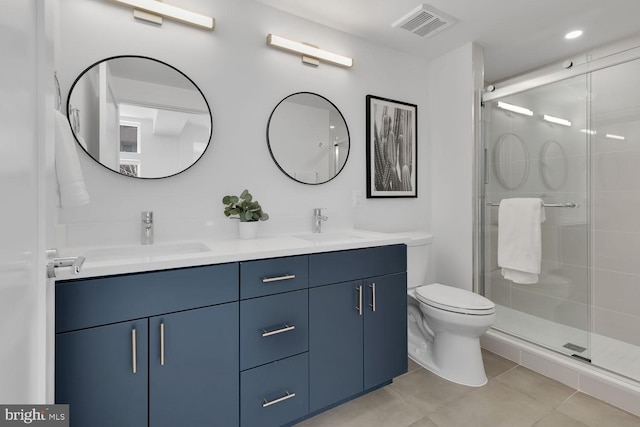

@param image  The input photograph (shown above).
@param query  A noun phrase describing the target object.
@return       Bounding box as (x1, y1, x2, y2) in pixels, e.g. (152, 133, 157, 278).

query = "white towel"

(497, 198, 545, 284)
(54, 110, 90, 207)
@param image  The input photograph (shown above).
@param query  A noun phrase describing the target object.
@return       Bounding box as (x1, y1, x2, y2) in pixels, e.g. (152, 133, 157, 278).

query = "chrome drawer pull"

(262, 391, 296, 408)
(262, 324, 296, 338)
(355, 285, 363, 316)
(369, 282, 376, 312)
(131, 328, 137, 374)
(262, 274, 296, 283)
(160, 322, 165, 366)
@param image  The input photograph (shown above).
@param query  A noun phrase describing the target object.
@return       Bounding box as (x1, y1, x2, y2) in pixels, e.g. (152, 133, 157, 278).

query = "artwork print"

(366, 95, 417, 198)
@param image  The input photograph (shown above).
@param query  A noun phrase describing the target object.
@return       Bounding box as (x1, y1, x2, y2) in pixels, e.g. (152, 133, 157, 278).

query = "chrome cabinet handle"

(355, 285, 363, 316)
(262, 324, 295, 338)
(262, 274, 296, 283)
(369, 282, 376, 312)
(262, 391, 296, 408)
(160, 322, 165, 366)
(131, 328, 137, 374)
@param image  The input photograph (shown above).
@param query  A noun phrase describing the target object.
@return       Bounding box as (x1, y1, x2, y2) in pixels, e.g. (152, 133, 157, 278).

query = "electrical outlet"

(352, 190, 362, 207)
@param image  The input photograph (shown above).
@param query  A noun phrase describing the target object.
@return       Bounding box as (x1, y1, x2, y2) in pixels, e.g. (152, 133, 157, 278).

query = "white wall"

(0, 0, 56, 403)
(56, 0, 433, 247)
(428, 43, 482, 290)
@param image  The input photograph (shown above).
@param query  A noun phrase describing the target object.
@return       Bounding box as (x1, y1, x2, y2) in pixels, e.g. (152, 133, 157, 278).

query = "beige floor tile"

(388, 368, 473, 415)
(427, 380, 552, 427)
(295, 387, 424, 427)
(557, 392, 640, 427)
(495, 366, 576, 409)
(407, 416, 440, 427)
(482, 348, 518, 379)
(533, 411, 589, 427)
(407, 357, 422, 373)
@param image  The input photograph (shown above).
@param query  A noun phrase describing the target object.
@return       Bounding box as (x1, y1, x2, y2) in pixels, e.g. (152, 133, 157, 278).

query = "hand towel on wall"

(497, 198, 545, 284)
(54, 110, 90, 207)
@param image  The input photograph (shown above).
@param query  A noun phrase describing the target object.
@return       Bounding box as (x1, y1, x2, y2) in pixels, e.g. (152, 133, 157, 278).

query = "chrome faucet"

(141, 211, 154, 245)
(313, 208, 328, 233)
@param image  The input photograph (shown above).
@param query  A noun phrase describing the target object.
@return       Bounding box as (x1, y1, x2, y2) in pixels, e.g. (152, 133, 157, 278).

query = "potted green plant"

(222, 189, 269, 239)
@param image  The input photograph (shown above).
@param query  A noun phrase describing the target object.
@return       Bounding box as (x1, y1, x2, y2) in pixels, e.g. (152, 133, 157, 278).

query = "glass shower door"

(482, 74, 591, 361)
(589, 58, 640, 381)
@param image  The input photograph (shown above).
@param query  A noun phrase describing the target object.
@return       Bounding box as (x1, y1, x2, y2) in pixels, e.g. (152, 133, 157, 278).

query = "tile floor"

(295, 350, 640, 427)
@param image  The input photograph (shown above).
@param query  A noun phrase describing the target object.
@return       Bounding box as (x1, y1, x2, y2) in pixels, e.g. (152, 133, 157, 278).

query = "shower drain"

(563, 342, 587, 353)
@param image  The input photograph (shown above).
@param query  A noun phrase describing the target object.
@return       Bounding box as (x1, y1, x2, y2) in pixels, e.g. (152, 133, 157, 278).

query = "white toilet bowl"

(398, 231, 496, 387)
(408, 284, 495, 387)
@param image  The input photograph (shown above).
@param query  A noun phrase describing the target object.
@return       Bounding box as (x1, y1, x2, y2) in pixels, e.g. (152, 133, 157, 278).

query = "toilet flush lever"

(46, 249, 85, 278)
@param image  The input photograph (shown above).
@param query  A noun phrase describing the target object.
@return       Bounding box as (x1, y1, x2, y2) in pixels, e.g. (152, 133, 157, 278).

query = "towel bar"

(486, 202, 577, 208)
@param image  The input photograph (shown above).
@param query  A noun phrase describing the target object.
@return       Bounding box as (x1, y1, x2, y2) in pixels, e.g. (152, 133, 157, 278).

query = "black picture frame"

(366, 95, 417, 198)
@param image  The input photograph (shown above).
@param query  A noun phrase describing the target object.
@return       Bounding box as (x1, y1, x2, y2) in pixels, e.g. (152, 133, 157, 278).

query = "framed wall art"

(366, 95, 417, 198)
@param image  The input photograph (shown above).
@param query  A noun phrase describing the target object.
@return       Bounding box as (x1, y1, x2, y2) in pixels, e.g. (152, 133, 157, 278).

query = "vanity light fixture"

(543, 114, 572, 127)
(266, 34, 353, 68)
(108, 0, 215, 30)
(606, 133, 625, 140)
(496, 101, 533, 116)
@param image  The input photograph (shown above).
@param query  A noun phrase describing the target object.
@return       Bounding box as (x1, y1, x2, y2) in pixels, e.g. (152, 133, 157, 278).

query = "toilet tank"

(396, 232, 433, 289)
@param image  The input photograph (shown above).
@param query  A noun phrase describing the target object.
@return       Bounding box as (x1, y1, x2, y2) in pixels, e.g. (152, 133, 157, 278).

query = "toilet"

(401, 232, 496, 387)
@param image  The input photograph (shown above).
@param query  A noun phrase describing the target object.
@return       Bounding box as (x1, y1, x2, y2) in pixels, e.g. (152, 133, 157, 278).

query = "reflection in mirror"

(540, 140, 568, 190)
(267, 92, 350, 184)
(493, 132, 529, 190)
(67, 56, 212, 179)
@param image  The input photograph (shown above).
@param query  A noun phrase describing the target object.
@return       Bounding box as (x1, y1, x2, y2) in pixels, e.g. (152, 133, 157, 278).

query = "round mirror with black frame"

(267, 92, 350, 185)
(67, 55, 212, 179)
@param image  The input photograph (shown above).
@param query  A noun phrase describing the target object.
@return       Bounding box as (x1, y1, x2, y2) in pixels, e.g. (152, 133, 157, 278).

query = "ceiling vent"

(392, 4, 456, 38)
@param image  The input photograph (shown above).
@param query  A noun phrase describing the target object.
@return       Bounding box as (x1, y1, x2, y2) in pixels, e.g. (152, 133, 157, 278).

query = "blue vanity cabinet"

(308, 245, 408, 413)
(308, 280, 364, 412)
(239, 256, 310, 427)
(362, 273, 408, 389)
(56, 319, 149, 427)
(55, 264, 239, 427)
(149, 303, 239, 427)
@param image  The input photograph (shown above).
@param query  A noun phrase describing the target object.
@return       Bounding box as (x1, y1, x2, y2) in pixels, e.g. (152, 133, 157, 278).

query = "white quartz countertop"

(55, 230, 409, 281)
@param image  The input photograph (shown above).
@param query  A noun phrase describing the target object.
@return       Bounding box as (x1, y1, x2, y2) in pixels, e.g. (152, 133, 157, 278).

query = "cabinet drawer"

(309, 245, 406, 286)
(240, 255, 308, 299)
(241, 352, 309, 427)
(56, 263, 239, 333)
(240, 289, 308, 370)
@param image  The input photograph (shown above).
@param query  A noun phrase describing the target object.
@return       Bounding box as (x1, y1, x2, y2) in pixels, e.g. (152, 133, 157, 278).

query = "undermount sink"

(295, 232, 364, 244)
(82, 241, 211, 262)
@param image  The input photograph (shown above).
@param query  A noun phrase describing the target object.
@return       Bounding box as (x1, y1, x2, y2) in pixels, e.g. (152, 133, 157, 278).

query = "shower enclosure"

(480, 51, 640, 383)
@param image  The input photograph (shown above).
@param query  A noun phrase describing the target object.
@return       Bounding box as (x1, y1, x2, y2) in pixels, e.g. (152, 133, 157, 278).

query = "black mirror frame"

(66, 55, 213, 180)
(266, 92, 350, 185)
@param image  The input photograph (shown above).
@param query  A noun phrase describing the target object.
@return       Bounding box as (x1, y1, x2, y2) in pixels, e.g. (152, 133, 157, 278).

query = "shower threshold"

(493, 304, 640, 382)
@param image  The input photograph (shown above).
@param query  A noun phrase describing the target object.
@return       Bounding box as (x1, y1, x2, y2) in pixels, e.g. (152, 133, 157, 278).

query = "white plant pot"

(238, 221, 259, 239)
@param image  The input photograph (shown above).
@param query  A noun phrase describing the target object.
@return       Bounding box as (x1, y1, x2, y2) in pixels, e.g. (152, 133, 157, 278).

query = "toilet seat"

(415, 283, 495, 315)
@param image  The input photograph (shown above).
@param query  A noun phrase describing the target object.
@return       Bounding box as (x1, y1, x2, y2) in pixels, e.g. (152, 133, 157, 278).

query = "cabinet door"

(309, 281, 363, 412)
(149, 303, 239, 427)
(56, 320, 148, 427)
(363, 273, 408, 389)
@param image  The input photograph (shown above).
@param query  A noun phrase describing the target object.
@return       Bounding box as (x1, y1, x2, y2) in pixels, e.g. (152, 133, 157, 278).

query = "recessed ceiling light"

(565, 30, 583, 40)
